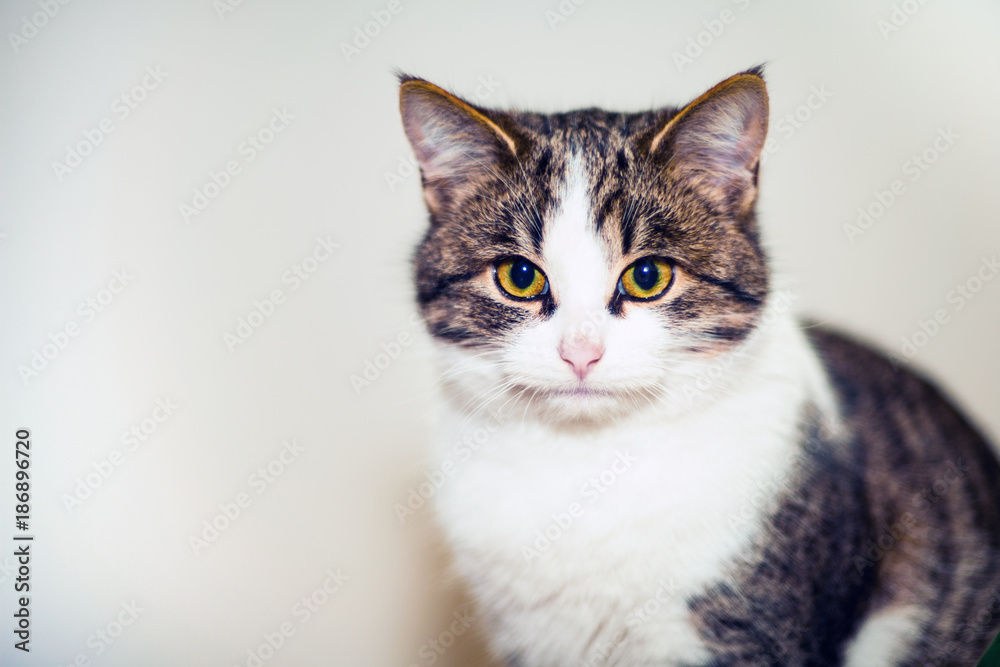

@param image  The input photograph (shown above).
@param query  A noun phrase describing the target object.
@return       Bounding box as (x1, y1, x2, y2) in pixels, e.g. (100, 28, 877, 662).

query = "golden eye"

(495, 258, 548, 299)
(618, 258, 673, 300)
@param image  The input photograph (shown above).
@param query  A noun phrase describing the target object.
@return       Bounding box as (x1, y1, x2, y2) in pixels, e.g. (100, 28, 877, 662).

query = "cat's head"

(399, 68, 772, 425)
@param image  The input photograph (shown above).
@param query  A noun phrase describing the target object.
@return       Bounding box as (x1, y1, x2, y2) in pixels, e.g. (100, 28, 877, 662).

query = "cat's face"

(400, 70, 772, 424)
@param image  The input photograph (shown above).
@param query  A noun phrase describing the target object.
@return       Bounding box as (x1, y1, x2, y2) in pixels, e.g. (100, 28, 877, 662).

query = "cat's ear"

(399, 76, 518, 215)
(649, 67, 769, 213)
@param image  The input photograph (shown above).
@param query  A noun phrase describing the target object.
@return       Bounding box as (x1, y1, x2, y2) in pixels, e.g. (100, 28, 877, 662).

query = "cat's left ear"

(650, 67, 769, 214)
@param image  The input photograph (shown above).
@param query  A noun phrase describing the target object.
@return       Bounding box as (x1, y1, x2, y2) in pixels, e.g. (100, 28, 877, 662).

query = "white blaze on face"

(540, 155, 611, 381)
(501, 153, 669, 408)
(432, 150, 671, 425)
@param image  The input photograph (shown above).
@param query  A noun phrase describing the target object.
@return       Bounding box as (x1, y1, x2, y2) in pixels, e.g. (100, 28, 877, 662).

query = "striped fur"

(403, 70, 769, 357)
(398, 69, 1000, 665)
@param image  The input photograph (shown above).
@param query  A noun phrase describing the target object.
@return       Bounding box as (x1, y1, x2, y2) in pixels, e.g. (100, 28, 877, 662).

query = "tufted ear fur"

(399, 76, 519, 216)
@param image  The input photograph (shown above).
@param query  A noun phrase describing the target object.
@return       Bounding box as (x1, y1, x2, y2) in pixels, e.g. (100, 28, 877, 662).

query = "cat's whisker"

(438, 357, 517, 380)
(459, 386, 523, 433)
(454, 380, 513, 420)
(497, 384, 532, 423)
(435, 363, 519, 389)
(520, 385, 543, 422)
(384, 370, 512, 411)
(452, 378, 522, 431)
(426, 350, 517, 389)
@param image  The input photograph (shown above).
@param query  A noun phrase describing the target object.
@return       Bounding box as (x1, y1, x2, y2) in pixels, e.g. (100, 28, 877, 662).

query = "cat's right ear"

(399, 76, 518, 215)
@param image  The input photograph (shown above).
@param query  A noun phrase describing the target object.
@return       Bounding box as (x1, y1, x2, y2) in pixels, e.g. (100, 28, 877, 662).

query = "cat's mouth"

(500, 381, 652, 422)
(545, 386, 614, 398)
(526, 384, 638, 423)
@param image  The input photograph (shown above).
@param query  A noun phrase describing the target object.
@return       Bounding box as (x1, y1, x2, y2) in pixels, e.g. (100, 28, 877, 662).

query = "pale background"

(1, 0, 999, 665)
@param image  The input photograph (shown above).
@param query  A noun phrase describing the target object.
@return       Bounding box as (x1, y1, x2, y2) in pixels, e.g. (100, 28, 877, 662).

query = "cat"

(397, 66, 1000, 666)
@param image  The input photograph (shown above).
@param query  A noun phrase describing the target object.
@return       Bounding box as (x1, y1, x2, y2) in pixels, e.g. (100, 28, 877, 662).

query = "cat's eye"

(495, 257, 548, 300)
(618, 258, 673, 300)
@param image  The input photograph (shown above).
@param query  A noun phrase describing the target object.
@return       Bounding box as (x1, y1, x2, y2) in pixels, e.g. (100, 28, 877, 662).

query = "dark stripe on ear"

(418, 270, 480, 305)
(690, 271, 764, 306)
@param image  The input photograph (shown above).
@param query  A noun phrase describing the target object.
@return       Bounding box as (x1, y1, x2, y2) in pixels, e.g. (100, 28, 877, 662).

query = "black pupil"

(633, 260, 660, 291)
(510, 260, 536, 290)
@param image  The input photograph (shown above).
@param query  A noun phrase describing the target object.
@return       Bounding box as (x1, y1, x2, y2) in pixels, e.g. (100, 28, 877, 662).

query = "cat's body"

(399, 68, 1000, 666)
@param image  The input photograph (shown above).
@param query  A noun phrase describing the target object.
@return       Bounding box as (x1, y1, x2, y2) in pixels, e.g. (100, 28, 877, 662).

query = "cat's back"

(807, 324, 1000, 504)
(807, 325, 1000, 665)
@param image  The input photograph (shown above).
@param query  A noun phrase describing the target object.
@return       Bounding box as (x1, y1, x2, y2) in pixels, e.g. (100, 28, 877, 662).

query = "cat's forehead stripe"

(541, 153, 611, 315)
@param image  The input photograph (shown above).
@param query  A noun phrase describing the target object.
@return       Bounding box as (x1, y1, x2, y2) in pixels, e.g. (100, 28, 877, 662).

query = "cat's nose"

(559, 340, 604, 380)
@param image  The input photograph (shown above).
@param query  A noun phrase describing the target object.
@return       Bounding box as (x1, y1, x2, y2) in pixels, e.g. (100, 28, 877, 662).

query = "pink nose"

(559, 340, 604, 380)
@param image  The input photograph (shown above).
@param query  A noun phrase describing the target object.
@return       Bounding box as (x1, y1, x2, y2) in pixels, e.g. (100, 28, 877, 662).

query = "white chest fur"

(429, 318, 835, 666)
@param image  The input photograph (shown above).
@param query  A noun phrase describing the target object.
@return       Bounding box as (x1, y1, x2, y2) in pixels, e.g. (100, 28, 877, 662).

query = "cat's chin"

(520, 384, 645, 425)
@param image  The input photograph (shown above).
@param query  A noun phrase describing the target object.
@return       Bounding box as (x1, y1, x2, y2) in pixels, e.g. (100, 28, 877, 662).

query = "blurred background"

(2, 0, 999, 665)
